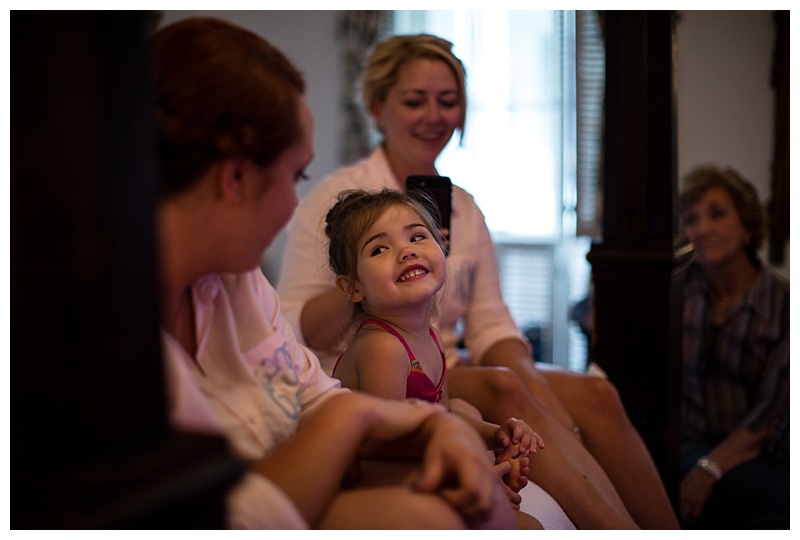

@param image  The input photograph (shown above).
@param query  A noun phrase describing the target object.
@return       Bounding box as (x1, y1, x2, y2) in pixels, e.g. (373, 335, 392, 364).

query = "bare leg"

(539, 366, 680, 529)
(342, 458, 518, 530)
(516, 511, 544, 529)
(320, 485, 467, 529)
(448, 366, 638, 529)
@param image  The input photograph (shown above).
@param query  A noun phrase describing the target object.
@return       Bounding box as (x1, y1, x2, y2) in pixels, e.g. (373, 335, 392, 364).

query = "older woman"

(678, 164, 789, 528)
(153, 18, 517, 529)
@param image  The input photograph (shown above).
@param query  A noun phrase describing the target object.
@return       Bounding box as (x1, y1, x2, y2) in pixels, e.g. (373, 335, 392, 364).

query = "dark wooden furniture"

(767, 10, 789, 265)
(587, 10, 684, 507)
(11, 12, 244, 528)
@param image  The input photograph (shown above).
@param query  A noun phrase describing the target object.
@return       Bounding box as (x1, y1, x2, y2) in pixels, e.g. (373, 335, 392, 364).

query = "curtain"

(336, 10, 393, 165)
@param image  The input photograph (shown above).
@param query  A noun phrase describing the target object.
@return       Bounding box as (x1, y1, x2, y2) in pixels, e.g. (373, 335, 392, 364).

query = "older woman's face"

(372, 58, 461, 171)
(682, 186, 750, 269)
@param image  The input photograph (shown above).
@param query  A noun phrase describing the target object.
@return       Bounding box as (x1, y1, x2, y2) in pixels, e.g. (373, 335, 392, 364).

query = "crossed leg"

(323, 457, 523, 529)
(538, 365, 679, 529)
(448, 366, 639, 529)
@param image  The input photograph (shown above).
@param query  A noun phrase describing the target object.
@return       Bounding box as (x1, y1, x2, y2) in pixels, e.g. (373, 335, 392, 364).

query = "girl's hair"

(679, 164, 767, 259)
(361, 34, 467, 143)
(325, 188, 446, 317)
(151, 17, 306, 197)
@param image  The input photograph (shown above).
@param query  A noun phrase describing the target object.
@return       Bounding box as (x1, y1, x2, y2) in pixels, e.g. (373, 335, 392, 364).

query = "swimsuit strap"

(332, 316, 419, 376)
(359, 317, 416, 361)
(429, 329, 447, 393)
(429, 329, 445, 358)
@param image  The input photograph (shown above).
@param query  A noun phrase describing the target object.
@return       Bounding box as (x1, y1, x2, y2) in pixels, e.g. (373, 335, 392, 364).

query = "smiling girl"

(325, 189, 544, 529)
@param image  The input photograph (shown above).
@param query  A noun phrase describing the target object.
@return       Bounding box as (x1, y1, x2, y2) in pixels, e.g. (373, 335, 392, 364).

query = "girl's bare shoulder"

(348, 325, 409, 364)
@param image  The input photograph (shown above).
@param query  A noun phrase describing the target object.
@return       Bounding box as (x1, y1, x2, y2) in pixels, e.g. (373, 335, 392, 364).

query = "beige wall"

(676, 10, 788, 278)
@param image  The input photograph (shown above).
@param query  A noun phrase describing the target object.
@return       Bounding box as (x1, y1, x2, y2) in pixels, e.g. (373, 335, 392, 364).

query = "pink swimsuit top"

(333, 317, 446, 404)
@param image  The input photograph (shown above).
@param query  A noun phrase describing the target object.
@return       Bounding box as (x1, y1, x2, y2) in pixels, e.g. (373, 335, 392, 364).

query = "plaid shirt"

(681, 260, 790, 461)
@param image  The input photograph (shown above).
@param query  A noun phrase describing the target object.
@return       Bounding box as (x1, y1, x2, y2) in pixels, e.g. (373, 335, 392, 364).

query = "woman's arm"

(300, 286, 352, 351)
(679, 427, 770, 524)
(252, 391, 443, 526)
(254, 391, 503, 527)
(706, 428, 770, 475)
(396, 409, 503, 522)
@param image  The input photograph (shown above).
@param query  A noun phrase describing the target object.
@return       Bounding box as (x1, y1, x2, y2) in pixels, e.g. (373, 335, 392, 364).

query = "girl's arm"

(350, 329, 413, 401)
(448, 399, 503, 450)
(444, 380, 538, 455)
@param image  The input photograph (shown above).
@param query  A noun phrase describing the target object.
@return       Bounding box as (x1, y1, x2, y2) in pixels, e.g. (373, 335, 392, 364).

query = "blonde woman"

(279, 33, 678, 529)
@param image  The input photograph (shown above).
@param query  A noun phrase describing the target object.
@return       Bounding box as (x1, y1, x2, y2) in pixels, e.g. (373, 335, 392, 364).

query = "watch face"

(697, 458, 722, 479)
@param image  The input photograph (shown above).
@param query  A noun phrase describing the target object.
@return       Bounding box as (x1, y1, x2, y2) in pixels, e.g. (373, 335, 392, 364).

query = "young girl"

(326, 188, 545, 525)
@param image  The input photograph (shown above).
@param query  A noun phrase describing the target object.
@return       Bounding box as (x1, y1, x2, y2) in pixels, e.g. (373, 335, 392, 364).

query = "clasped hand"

(493, 417, 545, 493)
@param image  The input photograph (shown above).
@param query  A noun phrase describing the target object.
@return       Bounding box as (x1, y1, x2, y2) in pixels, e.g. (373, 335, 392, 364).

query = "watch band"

(696, 456, 723, 480)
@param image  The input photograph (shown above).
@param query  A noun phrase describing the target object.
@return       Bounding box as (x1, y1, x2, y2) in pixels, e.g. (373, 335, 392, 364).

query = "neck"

(703, 252, 759, 301)
(363, 303, 434, 336)
(156, 194, 216, 326)
(381, 143, 438, 189)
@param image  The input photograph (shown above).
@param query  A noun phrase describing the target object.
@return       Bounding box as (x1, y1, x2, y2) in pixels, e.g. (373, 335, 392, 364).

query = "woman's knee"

(587, 377, 623, 411)
(569, 375, 628, 424)
(320, 488, 466, 529)
(481, 367, 529, 402)
(399, 493, 467, 529)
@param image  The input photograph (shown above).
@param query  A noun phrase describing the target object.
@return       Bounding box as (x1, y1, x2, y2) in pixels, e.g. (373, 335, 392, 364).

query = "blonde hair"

(361, 34, 467, 143)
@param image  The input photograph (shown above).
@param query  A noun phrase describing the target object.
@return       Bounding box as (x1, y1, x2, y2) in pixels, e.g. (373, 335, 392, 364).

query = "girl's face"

(372, 58, 462, 171)
(344, 204, 446, 317)
(682, 186, 750, 269)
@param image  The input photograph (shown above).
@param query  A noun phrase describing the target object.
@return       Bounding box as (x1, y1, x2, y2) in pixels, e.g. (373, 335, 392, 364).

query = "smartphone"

(406, 175, 452, 255)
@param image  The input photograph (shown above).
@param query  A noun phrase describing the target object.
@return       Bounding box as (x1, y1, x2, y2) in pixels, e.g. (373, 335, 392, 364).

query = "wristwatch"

(696, 456, 723, 480)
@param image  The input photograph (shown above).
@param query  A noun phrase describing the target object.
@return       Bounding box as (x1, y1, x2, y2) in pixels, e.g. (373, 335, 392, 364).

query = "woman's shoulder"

(450, 183, 487, 220)
(451, 183, 478, 205)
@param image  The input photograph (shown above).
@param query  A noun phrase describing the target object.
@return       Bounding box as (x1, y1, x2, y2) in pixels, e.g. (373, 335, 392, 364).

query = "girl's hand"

(494, 449, 529, 493)
(494, 417, 545, 456)
(492, 461, 523, 509)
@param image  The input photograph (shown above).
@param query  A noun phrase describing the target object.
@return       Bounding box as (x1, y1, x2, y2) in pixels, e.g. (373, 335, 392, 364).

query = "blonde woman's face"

(372, 58, 461, 171)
